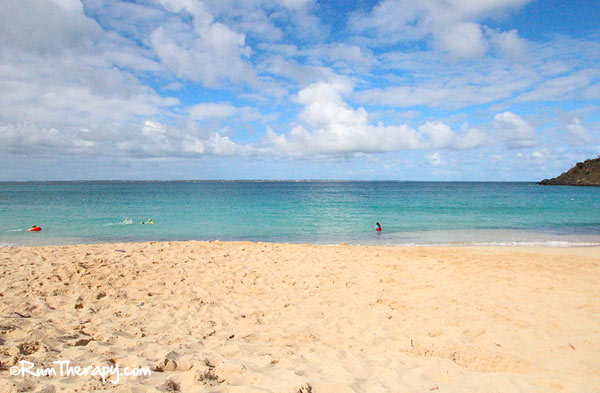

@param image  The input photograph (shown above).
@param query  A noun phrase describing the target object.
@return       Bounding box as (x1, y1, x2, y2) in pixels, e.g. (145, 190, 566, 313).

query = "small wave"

(104, 220, 134, 226)
(391, 240, 600, 248)
(7, 229, 23, 232)
(0, 242, 15, 247)
(467, 240, 600, 247)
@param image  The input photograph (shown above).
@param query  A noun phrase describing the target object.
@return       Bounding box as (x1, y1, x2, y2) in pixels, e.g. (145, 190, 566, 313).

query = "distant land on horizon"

(539, 158, 600, 186)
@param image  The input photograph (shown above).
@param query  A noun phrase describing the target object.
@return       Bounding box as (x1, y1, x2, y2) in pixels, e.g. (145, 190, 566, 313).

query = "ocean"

(1, 181, 599, 247)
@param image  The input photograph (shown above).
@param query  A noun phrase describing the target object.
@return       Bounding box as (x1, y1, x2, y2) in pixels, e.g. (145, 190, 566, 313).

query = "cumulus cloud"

(150, 0, 255, 87)
(1, 0, 598, 181)
(117, 120, 259, 158)
(0, 0, 179, 153)
(266, 80, 425, 156)
(0, 1, 260, 160)
(0, 116, 263, 159)
(436, 23, 489, 59)
(0, 123, 97, 156)
(0, 0, 98, 57)
(266, 80, 489, 157)
(419, 122, 489, 149)
(488, 29, 528, 58)
(428, 152, 444, 167)
(493, 111, 538, 148)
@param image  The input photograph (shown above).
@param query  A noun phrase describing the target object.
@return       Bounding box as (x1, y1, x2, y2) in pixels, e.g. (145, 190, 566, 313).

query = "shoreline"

(3, 239, 599, 259)
(2, 236, 600, 249)
(1, 240, 599, 392)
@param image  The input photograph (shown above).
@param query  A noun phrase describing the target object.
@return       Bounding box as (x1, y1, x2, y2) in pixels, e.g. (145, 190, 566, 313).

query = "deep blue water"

(1, 181, 599, 246)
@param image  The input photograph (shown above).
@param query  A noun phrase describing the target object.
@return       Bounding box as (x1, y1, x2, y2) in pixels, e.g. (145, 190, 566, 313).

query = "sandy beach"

(0, 241, 599, 393)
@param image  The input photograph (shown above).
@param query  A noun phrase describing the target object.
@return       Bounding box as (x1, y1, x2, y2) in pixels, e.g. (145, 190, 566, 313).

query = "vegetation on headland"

(539, 157, 600, 186)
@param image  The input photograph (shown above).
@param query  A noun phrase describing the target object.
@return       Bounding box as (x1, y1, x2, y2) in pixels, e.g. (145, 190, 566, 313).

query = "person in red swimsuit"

(29, 225, 42, 232)
(375, 222, 381, 232)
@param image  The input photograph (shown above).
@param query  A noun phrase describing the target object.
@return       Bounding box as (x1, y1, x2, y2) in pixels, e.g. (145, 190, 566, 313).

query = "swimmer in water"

(375, 222, 382, 232)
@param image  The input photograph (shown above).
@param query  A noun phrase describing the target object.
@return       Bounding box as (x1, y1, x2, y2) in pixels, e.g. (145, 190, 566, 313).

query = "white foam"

(378, 240, 600, 248)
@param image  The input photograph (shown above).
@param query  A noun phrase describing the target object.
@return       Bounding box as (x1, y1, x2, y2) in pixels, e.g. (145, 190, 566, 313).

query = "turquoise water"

(1, 181, 599, 247)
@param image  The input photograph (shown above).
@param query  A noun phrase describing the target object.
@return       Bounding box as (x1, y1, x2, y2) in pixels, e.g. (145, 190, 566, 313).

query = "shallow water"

(1, 181, 599, 246)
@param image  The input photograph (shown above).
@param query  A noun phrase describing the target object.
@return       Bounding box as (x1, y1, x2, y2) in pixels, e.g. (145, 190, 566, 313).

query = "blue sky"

(0, 0, 598, 180)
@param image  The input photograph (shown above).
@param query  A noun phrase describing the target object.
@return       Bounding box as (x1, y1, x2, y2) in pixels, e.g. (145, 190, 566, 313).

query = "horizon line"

(0, 179, 540, 183)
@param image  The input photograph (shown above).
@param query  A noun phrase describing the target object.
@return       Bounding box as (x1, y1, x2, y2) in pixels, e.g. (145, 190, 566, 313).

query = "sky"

(0, 0, 599, 181)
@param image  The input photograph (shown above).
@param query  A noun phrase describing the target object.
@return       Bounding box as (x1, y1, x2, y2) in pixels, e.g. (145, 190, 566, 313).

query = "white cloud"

(48, 0, 84, 13)
(420, 122, 456, 148)
(418, 122, 488, 149)
(118, 120, 259, 158)
(517, 69, 600, 102)
(355, 52, 534, 108)
(267, 80, 489, 157)
(0, 0, 99, 55)
(350, 0, 531, 58)
(493, 111, 538, 148)
(356, 82, 512, 109)
(149, 0, 256, 87)
(1, 0, 598, 181)
(459, 127, 491, 149)
(189, 103, 238, 120)
(211, 0, 321, 41)
(428, 152, 445, 167)
(0, 0, 178, 153)
(258, 55, 335, 88)
(529, 148, 552, 164)
(357, 36, 600, 110)
(0, 116, 263, 159)
(201, 0, 285, 42)
(565, 117, 591, 144)
(0, 1, 267, 160)
(488, 29, 528, 58)
(0, 123, 97, 156)
(267, 80, 425, 156)
(436, 23, 489, 59)
(0, 0, 302, 163)
(150, 25, 253, 88)
(310, 43, 375, 72)
(582, 83, 600, 99)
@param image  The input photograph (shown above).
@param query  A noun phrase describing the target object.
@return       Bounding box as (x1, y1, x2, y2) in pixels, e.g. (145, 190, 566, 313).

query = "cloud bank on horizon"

(0, 0, 599, 180)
